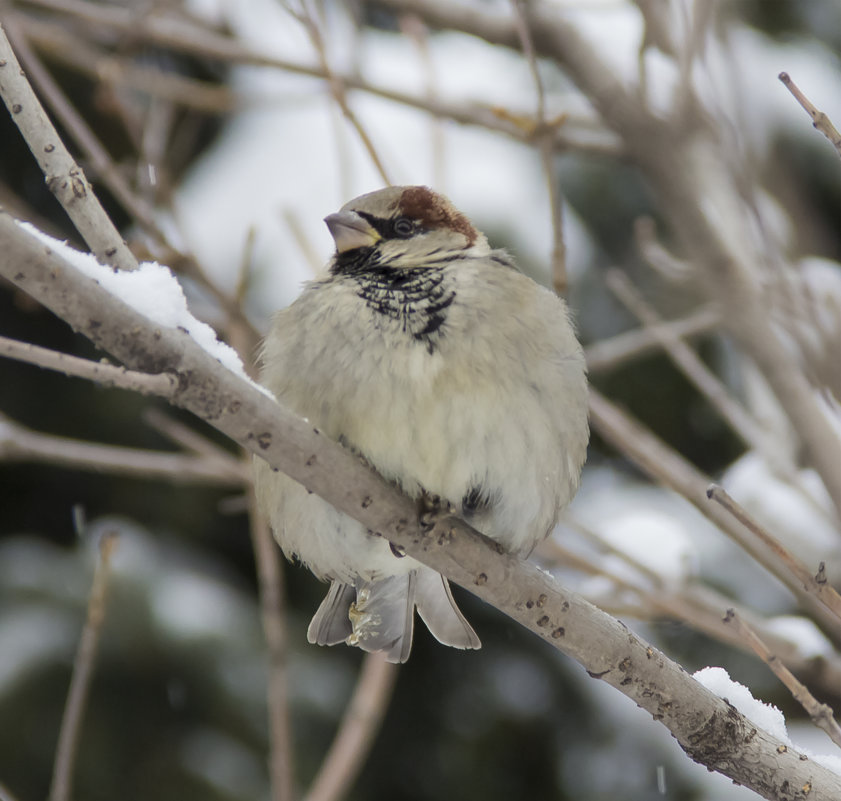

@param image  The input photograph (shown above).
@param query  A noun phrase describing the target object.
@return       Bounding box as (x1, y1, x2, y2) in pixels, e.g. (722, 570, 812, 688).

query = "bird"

(254, 186, 589, 663)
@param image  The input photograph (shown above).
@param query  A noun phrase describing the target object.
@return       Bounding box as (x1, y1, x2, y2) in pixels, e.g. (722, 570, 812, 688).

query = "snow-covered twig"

(724, 609, 841, 749)
(1, 15, 260, 344)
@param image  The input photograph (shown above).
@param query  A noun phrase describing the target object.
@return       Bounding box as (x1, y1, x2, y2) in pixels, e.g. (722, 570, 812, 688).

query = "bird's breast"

(350, 266, 455, 353)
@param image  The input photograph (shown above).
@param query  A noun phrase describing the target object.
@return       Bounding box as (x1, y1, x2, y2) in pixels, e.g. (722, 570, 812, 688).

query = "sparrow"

(254, 186, 589, 663)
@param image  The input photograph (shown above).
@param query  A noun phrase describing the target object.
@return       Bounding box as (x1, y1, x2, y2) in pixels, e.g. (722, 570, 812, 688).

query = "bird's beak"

(324, 211, 381, 253)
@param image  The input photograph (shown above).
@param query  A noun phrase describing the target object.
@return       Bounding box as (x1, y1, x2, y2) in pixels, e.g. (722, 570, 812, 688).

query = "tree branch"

(48, 532, 118, 801)
(246, 479, 295, 801)
(584, 305, 719, 374)
(303, 654, 397, 801)
(0, 410, 249, 485)
(708, 485, 841, 623)
(0, 20, 137, 270)
(0, 334, 176, 396)
(724, 609, 841, 749)
(2, 212, 839, 801)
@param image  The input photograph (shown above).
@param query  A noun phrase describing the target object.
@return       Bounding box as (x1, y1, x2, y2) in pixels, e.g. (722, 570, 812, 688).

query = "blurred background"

(1, 1, 840, 800)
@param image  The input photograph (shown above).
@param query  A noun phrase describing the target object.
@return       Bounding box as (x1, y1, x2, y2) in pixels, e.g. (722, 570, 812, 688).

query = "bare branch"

(18, 14, 237, 113)
(303, 654, 398, 801)
(3, 213, 840, 801)
(1, 15, 260, 345)
(0, 410, 249, 485)
(12, 0, 620, 157)
(724, 609, 841, 749)
(603, 270, 774, 456)
(246, 479, 295, 801)
(587, 387, 840, 635)
(708, 485, 841, 624)
(510, 0, 567, 294)
(289, 3, 392, 186)
(584, 305, 719, 374)
(541, 535, 841, 697)
(0, 20, 137, 270)
(779, 72, 841, 158)
(0, 334, 176, 396)
(49, 532, 118, 801)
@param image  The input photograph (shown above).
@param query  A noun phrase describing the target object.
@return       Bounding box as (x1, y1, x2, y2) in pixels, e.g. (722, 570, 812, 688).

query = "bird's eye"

(392, 217, 414, 238)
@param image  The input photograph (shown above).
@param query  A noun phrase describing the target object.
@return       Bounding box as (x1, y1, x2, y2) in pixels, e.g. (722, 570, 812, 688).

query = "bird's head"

(325, 186, 489, 272)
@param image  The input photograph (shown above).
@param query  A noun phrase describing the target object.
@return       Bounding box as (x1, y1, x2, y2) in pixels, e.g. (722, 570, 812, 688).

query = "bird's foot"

(418, 491, 455, 531)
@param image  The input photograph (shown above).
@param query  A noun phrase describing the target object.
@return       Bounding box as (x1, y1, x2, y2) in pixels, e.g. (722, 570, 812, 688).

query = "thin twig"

(707, 485, 841, 624)
(12, 0, 620, 157)
(247, 480, 295, 801)
(48, 532, 118, 801)
(510, 0, 567, 294)
(0, 19, 137, 270)
(303, 654, 398, 801)
(0, 411, 249, 484)
(3, 14, 260, 344)
(290, 3, 392, 185)
(587, 387, 841, 635)
(634, 217, 692, 281)
(235, 226, 258, 309)
(584, 305, 720, 374)
(779, 72, 841, 158)
(541, 536, 841, 697)
(604, 270, 773, 454)
(19, 14, 237, 112)
(723, 609, 841, 748)
(0, 335, 176, 397)
(400, 12, 446, 189)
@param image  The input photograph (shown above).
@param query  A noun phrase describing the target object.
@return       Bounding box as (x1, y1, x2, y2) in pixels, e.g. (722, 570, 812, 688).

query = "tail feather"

(415, 570, 481, 651)
(307, 581, 355, 646)
(307, 569, 480, 663)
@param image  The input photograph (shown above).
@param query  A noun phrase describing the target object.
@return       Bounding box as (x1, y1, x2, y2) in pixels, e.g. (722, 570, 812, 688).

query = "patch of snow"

(694, 666, 790, 742)
(694, 667, 841, 779)
(16, 221, 271, 395)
